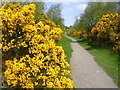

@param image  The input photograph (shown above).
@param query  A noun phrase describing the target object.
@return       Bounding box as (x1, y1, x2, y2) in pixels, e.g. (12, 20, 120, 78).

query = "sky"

(45, 1, 88, 27)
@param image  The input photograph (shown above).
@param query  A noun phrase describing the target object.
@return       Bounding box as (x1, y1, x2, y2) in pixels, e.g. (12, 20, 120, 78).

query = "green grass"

(57, 36, 73, 64)
(57, 36, 73, 78)
(70, 36, 119, 86)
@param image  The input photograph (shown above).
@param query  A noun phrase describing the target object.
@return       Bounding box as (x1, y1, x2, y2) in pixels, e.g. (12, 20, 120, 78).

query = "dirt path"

(66, 36, 118, 88)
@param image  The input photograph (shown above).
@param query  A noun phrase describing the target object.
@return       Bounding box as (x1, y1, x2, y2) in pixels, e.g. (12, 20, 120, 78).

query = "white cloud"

(75, 3, 88, 11)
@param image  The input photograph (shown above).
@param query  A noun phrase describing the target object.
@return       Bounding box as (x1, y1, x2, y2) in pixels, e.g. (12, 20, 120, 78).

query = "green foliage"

(47, 4, 64, 29)
(33, 2, 46, 22)
(73, 2, 118, 31)
(118, 1, 120, 14)
(72, 13, 120, 52)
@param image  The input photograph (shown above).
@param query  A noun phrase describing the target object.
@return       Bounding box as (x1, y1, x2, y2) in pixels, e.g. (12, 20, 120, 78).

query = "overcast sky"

(45, 1, 88, 27)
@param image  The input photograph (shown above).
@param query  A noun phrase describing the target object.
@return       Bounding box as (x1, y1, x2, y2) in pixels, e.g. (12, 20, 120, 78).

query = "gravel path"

(66, 36, 118, 88)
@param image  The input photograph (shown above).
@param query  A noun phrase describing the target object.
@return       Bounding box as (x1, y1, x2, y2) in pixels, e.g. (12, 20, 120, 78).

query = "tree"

(117, 1, 120, 14)
(32, 2, 46, 22)
(47, 4, 64, 29)
(72, 16, 87, 31)
(73, 2, 118, 32)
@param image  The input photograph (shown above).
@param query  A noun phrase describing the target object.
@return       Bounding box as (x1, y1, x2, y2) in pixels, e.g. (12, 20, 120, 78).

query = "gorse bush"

(66, 29, 76, 36)
(73, 31, 83, 39)
(72, 13, 120, 52)
(2, 2, 73, 88)
(91, 13, 120, 51)
(72, 31, 88, 40)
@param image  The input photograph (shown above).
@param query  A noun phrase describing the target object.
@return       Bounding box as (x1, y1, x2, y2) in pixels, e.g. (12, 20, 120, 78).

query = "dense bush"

(2, 2, 73, 88)
(91, 13, 120, 51)
(72, 13, 120, 52)
(66, 29, 76, 36)
(73, 31, 83, 38)
(72, 30, 88, 40)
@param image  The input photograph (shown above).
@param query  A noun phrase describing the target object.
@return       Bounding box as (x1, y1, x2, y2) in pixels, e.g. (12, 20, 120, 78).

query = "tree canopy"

(73, 2, 118, 32)
(47, 4, 64, 29)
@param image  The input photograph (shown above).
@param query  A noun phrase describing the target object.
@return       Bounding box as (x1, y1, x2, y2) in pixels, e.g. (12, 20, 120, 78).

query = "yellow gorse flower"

(2, 2, 73, 88)
(91, 13, 120, 51)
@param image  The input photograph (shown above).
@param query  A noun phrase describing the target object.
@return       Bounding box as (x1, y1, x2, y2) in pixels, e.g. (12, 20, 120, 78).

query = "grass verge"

(57, 36, 73, 78)
(70, 36, 119, 86)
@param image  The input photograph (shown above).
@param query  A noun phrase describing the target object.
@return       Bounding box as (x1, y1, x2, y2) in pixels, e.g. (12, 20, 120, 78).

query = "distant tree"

(117, 1, 120, 14)
(72, 16, 86, 31)
(32, 2, 46, 22)
(47, 4, 64, 29)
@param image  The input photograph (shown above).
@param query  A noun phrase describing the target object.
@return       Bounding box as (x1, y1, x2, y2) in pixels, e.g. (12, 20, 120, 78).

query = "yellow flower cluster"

(4, 54, 72, 88)
(73, 31, 83, 38)
(65, 29, 75, 36)
(38, 14, 63, 42)
(71, 13, 119, 51)
(2, 2, 73, 88)
(91, 13, 120, 51)
(73, 31, 88, 40)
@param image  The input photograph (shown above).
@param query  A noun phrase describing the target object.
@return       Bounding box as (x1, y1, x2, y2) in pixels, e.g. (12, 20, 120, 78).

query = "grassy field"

(70, 36, 119, 86)
(57, 36, 73, 78)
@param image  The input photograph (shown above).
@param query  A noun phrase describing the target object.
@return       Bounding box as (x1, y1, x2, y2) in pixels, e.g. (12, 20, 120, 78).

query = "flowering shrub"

(66, 29, 76, 36)
(72, 13, 119, 52)
(38, 14, 63, 42)
(2, 2, 73, 88)
(91, 13, 120, 51)
(73, 31, 83, 38)
(72, 30, 88, 40)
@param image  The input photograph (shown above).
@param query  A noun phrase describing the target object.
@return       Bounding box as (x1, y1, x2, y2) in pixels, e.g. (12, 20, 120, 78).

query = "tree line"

(72, 2, 118, 32)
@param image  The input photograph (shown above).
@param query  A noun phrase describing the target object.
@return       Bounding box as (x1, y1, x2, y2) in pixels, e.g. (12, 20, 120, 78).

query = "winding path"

(66, 36, 118, 88)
